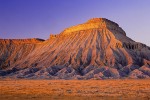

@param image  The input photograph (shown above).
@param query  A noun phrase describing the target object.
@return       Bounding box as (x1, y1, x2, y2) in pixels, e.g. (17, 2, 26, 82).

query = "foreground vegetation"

(0, 79, 150, 100)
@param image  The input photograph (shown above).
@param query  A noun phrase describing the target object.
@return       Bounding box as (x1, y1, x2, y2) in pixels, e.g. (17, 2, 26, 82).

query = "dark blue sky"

(0, 0, 150, 46)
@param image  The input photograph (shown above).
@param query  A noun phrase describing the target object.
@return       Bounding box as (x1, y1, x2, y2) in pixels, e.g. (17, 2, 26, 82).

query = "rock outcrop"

(0, 18, 150, 79)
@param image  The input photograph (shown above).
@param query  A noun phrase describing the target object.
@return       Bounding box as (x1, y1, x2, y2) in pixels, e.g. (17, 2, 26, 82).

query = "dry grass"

(0, 79, 150, 100)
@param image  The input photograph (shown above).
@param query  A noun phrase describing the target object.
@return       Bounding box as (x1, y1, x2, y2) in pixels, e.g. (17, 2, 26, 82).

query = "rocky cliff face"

(0, 38, 45, 69)
(0, 18, 150, 79)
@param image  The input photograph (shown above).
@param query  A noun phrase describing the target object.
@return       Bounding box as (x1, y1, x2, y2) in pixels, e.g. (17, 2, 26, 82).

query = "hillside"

(0, 18, 150, 79)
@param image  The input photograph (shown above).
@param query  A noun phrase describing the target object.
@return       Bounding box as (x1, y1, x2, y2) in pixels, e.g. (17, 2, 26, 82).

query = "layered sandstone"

(62, 18, 126, 36)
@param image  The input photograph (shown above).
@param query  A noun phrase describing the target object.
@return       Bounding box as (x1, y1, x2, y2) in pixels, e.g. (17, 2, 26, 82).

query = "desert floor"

(0, 79, 150, 100)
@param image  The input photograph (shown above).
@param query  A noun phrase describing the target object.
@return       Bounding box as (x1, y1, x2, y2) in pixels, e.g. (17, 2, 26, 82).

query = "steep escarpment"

(0, 18, 150, 79)
(62, 18, 126, 36)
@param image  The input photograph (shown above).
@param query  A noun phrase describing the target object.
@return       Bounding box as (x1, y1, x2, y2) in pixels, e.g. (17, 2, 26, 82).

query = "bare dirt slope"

(0, 80, 150, 100)
(0, 18, 150, 79)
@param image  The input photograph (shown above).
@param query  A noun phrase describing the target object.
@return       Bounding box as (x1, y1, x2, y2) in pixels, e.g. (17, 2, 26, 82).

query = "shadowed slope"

(0, 38, 45, 69)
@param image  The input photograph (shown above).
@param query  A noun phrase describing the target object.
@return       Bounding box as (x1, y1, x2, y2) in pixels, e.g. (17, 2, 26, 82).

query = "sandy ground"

(0, 79, 150, 100)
